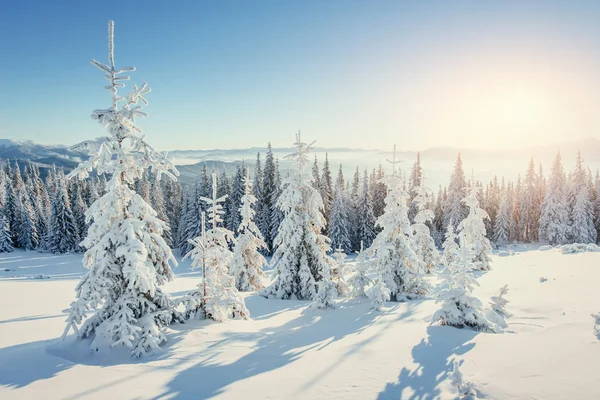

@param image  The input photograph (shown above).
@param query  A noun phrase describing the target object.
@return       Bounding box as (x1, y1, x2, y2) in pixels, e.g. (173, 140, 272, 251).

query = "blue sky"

(1, 1, 600, 151)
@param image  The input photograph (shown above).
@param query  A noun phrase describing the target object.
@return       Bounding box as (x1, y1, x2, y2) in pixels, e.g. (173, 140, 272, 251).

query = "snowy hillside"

(1, 247, 599, 400)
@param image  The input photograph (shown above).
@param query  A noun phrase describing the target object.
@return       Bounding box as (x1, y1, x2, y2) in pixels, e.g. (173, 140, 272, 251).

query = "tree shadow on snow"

(157, 297, 398, 399)
(0, 339, 73, 389)
(377, 325, 478, 400)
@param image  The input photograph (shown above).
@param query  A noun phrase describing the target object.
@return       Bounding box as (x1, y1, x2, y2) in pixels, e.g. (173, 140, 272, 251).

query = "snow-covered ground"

(1, 247, 599, 400)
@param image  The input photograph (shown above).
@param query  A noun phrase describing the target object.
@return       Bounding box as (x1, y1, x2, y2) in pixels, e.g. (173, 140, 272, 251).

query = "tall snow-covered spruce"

(410, 184, 440, 273)
(183, 173, 249, 322)
(0, 212, 13, 253)
(229, 169, 268, 292)
(62, 21, 181, 357)
(260, 132, 334, 300)
(367, 146, 429, 305)
(458, 183, 493, 271)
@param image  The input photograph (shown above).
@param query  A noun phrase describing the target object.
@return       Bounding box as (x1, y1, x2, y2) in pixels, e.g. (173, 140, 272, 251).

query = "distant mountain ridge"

(2, 137, 600, 188)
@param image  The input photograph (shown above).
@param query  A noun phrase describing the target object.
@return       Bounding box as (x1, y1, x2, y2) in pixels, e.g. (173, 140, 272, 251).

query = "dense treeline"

(1, 148, 598, 255)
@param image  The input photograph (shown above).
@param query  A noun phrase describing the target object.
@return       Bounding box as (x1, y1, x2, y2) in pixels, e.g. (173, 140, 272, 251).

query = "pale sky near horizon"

(1, 1, 600, 151)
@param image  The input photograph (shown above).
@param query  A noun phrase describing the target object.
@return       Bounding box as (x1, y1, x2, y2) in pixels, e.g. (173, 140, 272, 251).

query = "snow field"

(1, 247, 599, 399)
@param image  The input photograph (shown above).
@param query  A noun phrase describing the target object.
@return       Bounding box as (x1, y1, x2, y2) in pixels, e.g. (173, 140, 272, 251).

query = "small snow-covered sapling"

(448, 360, 477, 399)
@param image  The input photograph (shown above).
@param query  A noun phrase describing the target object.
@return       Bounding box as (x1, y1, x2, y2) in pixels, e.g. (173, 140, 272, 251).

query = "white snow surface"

(1, 246, 600, 399)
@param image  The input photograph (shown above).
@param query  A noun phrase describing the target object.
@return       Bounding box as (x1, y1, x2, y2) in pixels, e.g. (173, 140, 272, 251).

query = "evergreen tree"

(14, 162, 39, 250)
(328, 165, 352, 253)
(370, 164, 387, 220)
(348, 242, 371, 298)
(539, 153, 570, 245)
(261, 143, 277, 253)
(519, 158, 539, 242)
(484, 177, 500, 240)
(443, 153, 467, 233)
(71, 181, 88, 246)
(411, 185, 440, 273)
(367, 146, 429, 302)
(62, 22, 181, 357)
(260, 132, 333, 300)
(310, 251, 338, 310)
(136, 169, 151, 203)
(269, 158, 284, 248)
(183, 173, 249, 321)
(432, 186, 445, 248)
(356, 169, 376, 249)
(408, 152, 423, 223)
(349, 167, 361, 249)
(311, 155, 321, 191)
(47, 171, 80, 253)
(457, 184, 493, 270)
(432, 244, 494, 331)
(442, 219, 460, 266)
(0, 212, 14, 253)
(493, 179, 510, 246)
(164, 178, 182, 247)
(227, 163, 245, 234)
(230, 169, 268, 292)
(569, 152, 597, 244)
(512, 176, 522, 242)
(320, 153, 333, 224)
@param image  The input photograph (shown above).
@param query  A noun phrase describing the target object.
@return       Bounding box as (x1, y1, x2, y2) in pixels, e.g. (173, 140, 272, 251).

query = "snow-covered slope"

(1, 246, 599, 399)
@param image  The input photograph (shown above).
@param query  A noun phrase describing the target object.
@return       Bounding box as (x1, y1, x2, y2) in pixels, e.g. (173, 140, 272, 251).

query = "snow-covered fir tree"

(310, 250, 338, 310)
(151, 175, 172, 247)
(349, 241, 371, 298)
(261, 143, 277, 253)
(62, 21, 181, 357)
(269, 158, 284, 247)
(411, 184, 440, 273)
(408, 152, 423, 223)
(328, 165, 352, 253)
(366, 273, 390, 311)
(164, 178, 182, 245)
(448, 360, 477, 399)
(13, 162, 39, 250)
(332, 248, 349, 296)
(457, 183, 492, 271)
(569, 152, 597, 244)
(179, 167, 210, 255)
(443, 153, 467, 233)
(493, 180, 511, 246)
(519, 158, 539, 242)
(183, 173, 249, 321)
(356, 169, 376, 249)
(539, 153, 570, 245)
(320, 153, 333, 224)
(312, 155, 322, 192)
(260, 132, 334, 300)
(370, 164, 387, 220)
(47, 171, 80, 254)
(367, 146, 429, 302)
(226, 163, 245, 234)
(229, 169, 268, 292)
(71, 180, 88, 246)
(432, 186, 445, 248)
(487, 285, 510, 329)
(442, 219, 460, 266)
(349, 167, 361, 250)
(0, 212, 13, 253)
(431, 244, 494, 332)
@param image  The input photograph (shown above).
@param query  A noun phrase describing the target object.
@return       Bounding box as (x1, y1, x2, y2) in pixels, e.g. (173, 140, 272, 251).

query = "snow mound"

(538, 245, 553, 251)
(560, 243, 600, 254)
